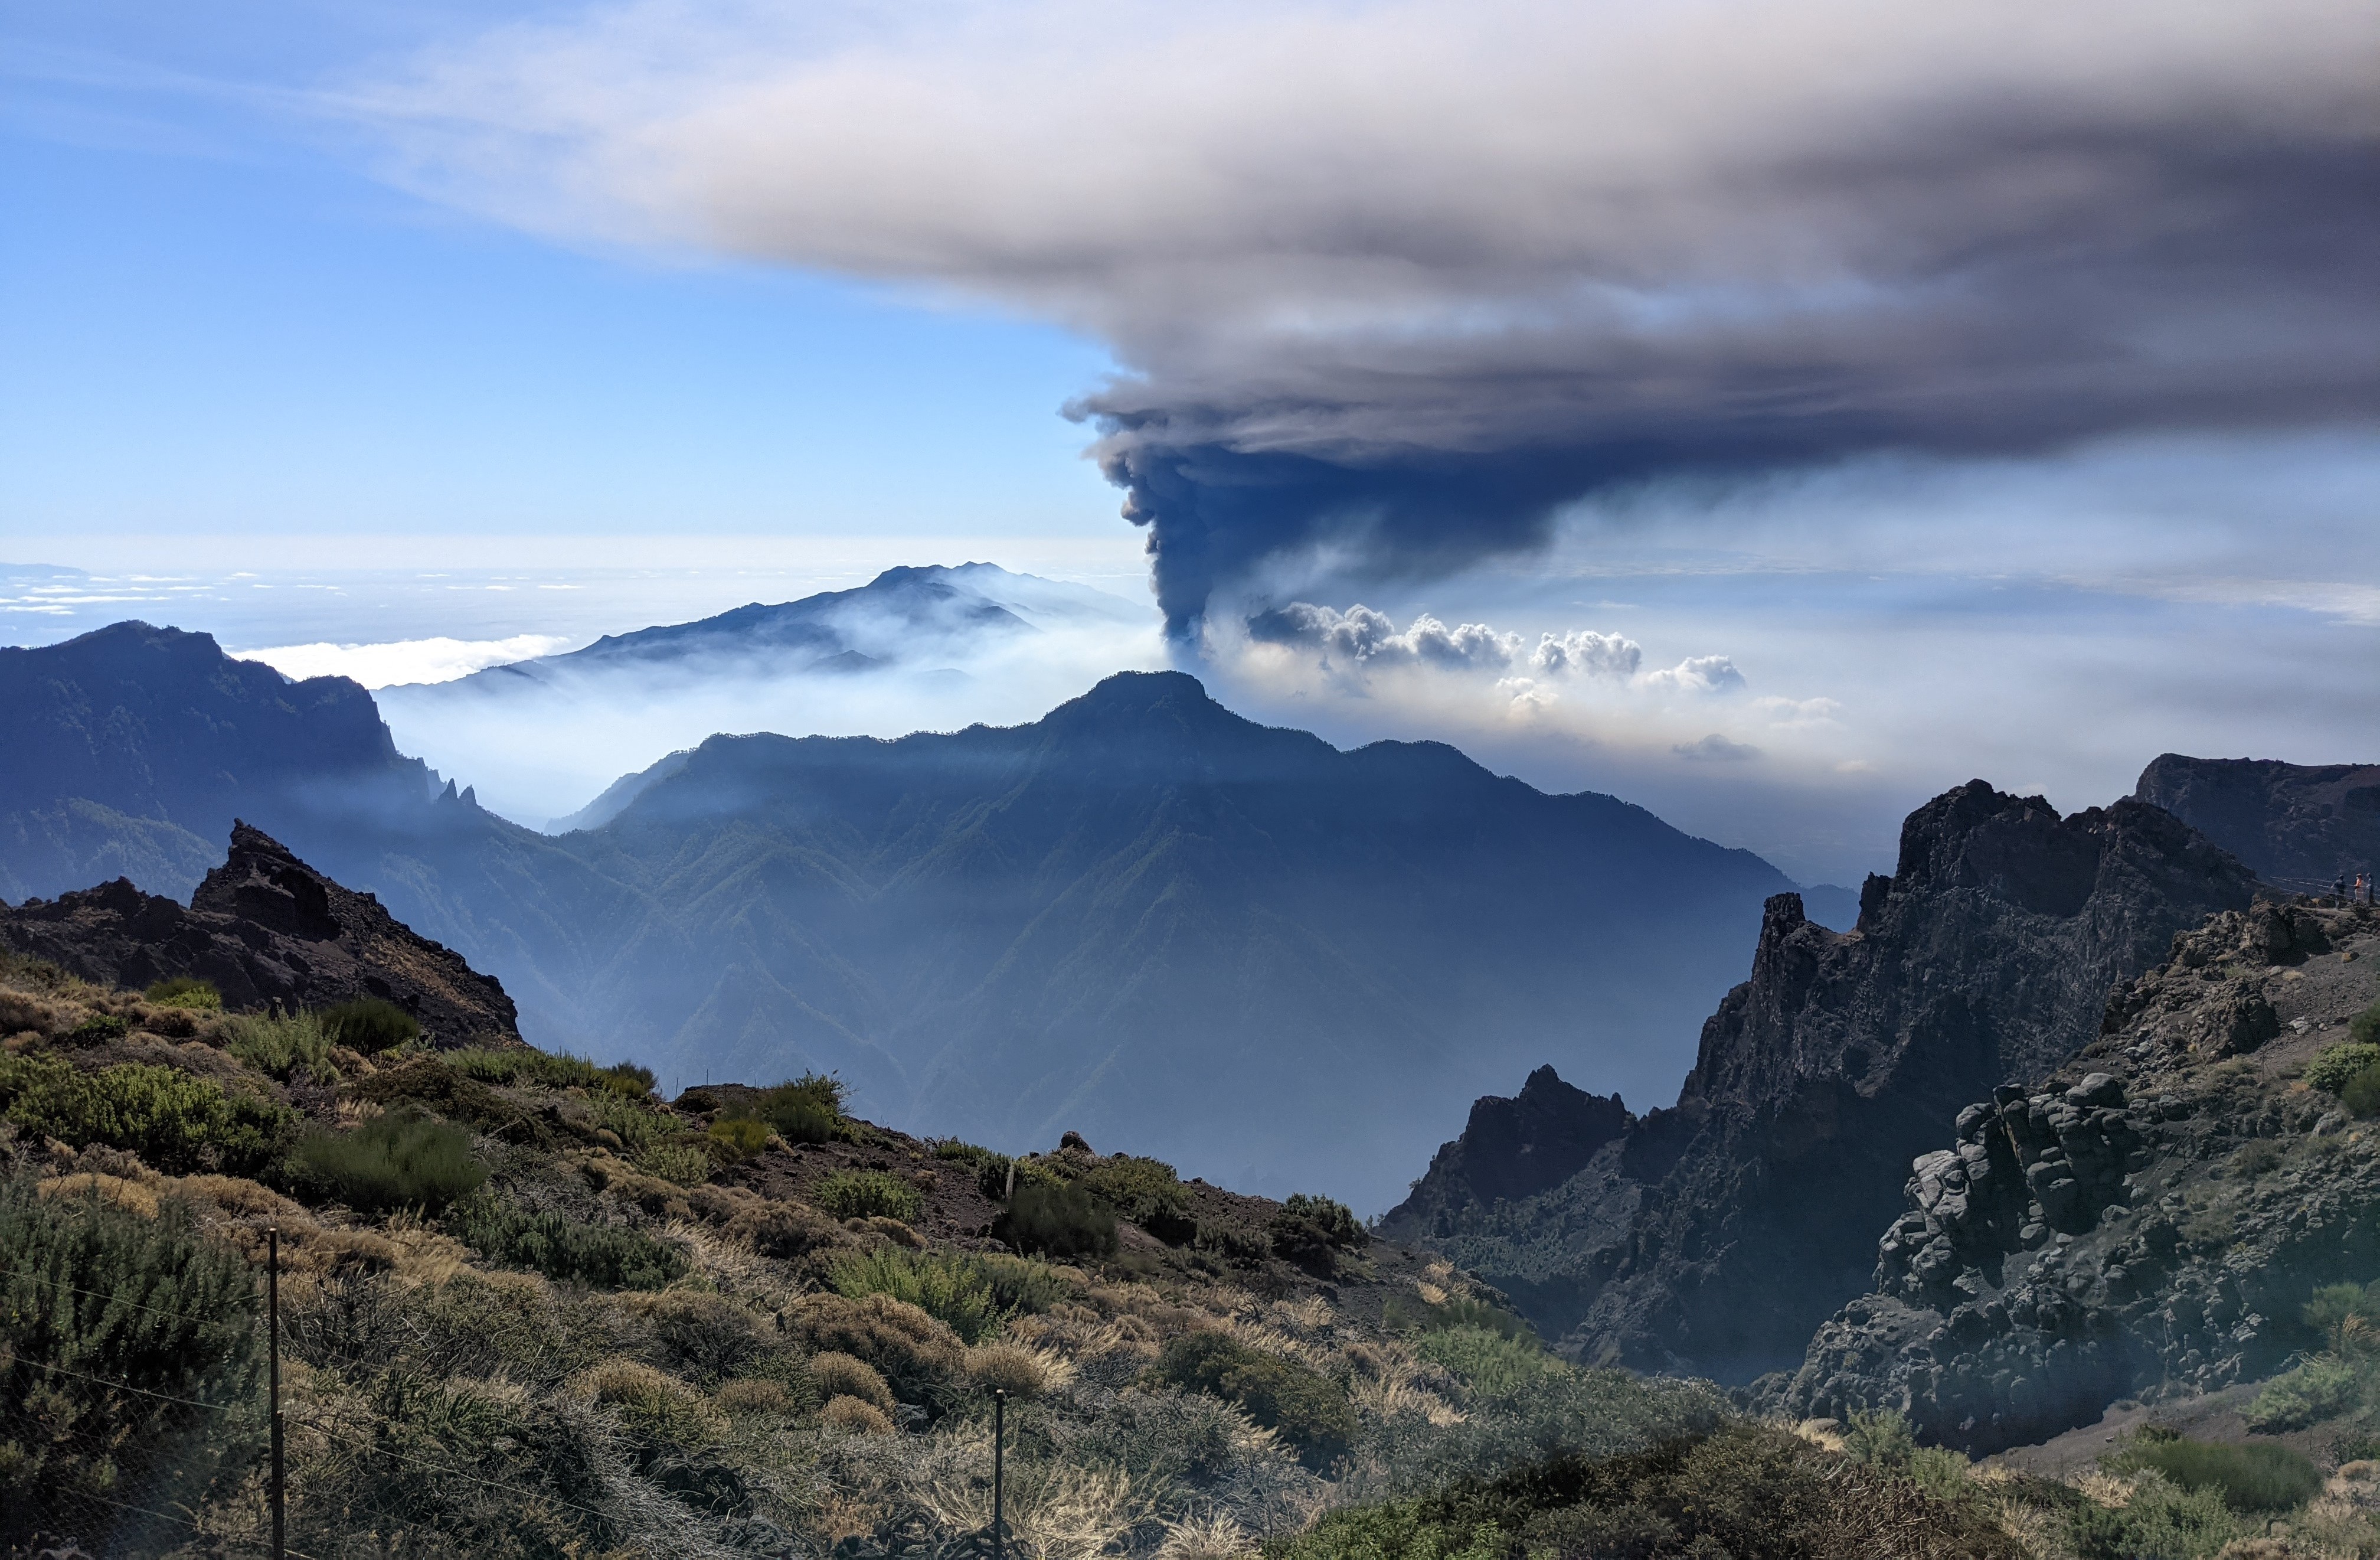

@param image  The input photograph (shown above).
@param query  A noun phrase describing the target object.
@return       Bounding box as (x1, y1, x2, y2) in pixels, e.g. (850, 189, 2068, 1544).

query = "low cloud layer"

(359, 0, 2379, 628)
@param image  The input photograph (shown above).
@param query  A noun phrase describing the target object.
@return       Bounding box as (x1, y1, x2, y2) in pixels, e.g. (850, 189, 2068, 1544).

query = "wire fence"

(0, 1232, 646, 1560)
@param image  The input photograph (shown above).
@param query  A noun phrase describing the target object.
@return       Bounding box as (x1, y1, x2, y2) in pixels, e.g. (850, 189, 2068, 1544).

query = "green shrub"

(1386, 1292, 1539, 1344)
(0, 1175, 265, 1552)
(2306, 1281, 2380, 1352)
(444, 1190, 685, 1290)
(351, 1055, 549, 1146)
(2309, 1041, 2380, 1095)
(145, 975, 222, 1010)
(1193, 1220, 1270, 1265)
(2070, 1474, 2245, 1559)
(320, 996, 421, 1053)
(592, 1091, 670, 1154)
(2114, 1434, 2323, 1512)
(815, 1169, 923, 1223)
(1280, 1422, 2014, 1560)
(295, 1111, 487, 1215)
(751, 1073, 847, 1144)
(1074, 1155, 1196, 1243)
(445, 1046, 655, 1098)
(972, 1150, 1062, 1203)
(707, 1115, 771, 1162)
(2244, 1356, 2362, 1432)
(2345, 1063, 2380, 1119)
(978, 1252, 1074, 1315)
(0, 1053, 295, 1176)
(636, 1140, 714, 1187)
(1269, 1192, 1366, 1271)
(63, 1012, 128, 1045)
(1148, 1331, 1355, 1467)
(1413, 1326, 1561, 1399)
(993, 1179, 1114, 1259)
(829, 1248, 1006, 1343)
(2353, 1001, 2380, 1046)
(225, 1009, 338, 1081)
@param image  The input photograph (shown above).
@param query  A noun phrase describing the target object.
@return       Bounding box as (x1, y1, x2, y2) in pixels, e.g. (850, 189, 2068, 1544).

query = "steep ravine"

(1382, 781, 2257, 1380)
(1763, 898, 2380, 1453)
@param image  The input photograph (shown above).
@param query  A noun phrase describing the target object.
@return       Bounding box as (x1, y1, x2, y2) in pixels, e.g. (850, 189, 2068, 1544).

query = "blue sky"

(4, 0, 2374, 890)
(1, 0, 1119, 544)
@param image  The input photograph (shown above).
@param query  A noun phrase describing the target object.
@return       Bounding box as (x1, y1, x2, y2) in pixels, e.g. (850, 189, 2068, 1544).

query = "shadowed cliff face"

(1390, 781, 2257, 1382)
(1770, 899, 2380, 1454)
(2136, 753, 2380, 893)
(0, 823, 521, 1046)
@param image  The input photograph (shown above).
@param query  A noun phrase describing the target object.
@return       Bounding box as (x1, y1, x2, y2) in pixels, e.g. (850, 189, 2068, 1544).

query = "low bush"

(965, 1343, 1051, 1399)
(591, 1091, 671, 1154)
(707, 1115, 771, 1161)
(1193, 1220, 1270, 1265)
(789, 1291, 965, 1399)
(635, 1140, 715, 1186)
(971, 1150, 1062, 1203)
(225, 1009, 337, 1081)
(823, 1395, 897, 1435)
(831, 1247, 1007, 1343)
(810, 1351, 896, 1412)
(0, 1174, 266, 1552)
(1385, 1292, 1539, 1344)
(320, 996, 421, 1053)
(1148, 1331, 1355, 1467)
(145, 975, 221, 1010)
(2244, 1356, 2362, 1432)
(2070, 1474, 2245, 1559)
(2345, 1063, 2380, 1120)
(993, 1179, 1116, 1260)
(750, 1073, 847, 1144)
(1413, 1326, 1561, 1399)
(816, 1169, 923, 1223)
(2307, 1280, 2380, 1352)
(1279, 1421, 2019, 1560)
(1269, 1192, 1366, 1271)
(294, 1111, 487, 1215)
(63, 1012, 129, 1045)
(0, 1053, 296, 1176)
(446, 1046, 655, 1098)
(444, 1189, 684, 1290)
(2309, 1041, 2380, 1095)
(2114, 1434, 2323, 1512)
(351, 1056, 549, 1146)
(978, 1252, 1074, 1315)
(1074, 1154, 1196, 1244)
(2353, 1000, 2380, 1046)
(724, 1199, 844, 1260)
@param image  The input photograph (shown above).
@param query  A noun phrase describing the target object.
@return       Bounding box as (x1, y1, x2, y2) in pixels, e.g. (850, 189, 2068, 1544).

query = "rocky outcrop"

(1395, 781, 2257, 1381)
(0, 822, 519, 1046)
(1768, 899, 2380, 1453)
(2136, 753, 2380, 892)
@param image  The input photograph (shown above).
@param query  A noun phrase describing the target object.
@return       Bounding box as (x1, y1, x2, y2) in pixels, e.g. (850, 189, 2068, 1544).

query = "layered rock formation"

(1769, 898, 2380, 1452)
(0, 822, 519, 1046)
(2136, 753, 2380, 892)
(1388, 781, 2257, 1380)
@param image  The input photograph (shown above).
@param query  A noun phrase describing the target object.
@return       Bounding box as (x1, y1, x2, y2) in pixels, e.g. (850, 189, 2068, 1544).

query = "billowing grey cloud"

(1247, 602, 1519, 670)
(361, 0, 2380, 630)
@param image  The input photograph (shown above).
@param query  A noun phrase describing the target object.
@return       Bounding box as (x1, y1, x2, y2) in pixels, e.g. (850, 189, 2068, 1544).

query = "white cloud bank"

(233, 635, 578, 688)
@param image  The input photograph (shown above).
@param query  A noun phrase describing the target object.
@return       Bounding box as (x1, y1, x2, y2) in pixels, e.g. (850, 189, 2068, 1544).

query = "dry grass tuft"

(813, 1352, 897, 1412)
(824, 1395, 898, 1435)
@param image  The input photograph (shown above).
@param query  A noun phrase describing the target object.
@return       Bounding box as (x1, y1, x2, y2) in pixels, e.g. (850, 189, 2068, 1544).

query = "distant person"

(2336, 874, 2349, 904)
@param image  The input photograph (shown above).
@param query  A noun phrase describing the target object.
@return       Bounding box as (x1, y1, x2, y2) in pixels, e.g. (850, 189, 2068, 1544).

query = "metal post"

(269, 1226, 284, 1560)
(992, 1388, 1006, 1560)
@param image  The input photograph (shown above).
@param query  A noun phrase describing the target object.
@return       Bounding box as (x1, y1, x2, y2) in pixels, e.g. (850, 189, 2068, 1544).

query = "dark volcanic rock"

(1397, 781, 2257, 1381)
(1768, 899, 2380, 1453)
(2136, 753, 2380, 892)
(0, 822, 519, 1045)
